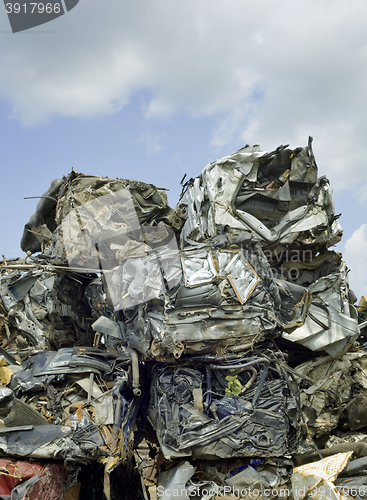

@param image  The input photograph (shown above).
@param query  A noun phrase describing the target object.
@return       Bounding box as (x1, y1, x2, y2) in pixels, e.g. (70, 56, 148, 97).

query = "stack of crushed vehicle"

(0, 137, 366, 499)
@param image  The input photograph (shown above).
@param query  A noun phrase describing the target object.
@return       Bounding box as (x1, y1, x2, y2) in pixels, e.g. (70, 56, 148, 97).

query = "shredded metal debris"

(0, 137, 365, 499)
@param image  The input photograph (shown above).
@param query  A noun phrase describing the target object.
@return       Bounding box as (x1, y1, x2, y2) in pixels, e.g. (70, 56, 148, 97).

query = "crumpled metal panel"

(123, 245, 310, 358)
(0, 458, 43, 494)
(148, 356, 298, 460)
(294, 352, 367, 438)
(50, 179, 183, 311)
(0, 269, 93, 353)
(20, 178, 64, 255)
(51, 171, 183, 267)
(22, 463, 68, 500)
(181, 248, 260, 303)
(21, 169, 183, 256)
(283, 263, 360, 357)
(177, 138, 342, 250)
(0, 342, 135, 463)
(156, 462, 196, 500)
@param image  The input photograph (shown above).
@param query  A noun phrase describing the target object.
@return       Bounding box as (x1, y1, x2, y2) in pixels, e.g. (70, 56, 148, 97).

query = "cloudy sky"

(0, 0, 366, 299)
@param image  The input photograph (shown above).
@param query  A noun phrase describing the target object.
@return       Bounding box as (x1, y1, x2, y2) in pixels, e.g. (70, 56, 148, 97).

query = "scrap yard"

(0, 137, 366, 499)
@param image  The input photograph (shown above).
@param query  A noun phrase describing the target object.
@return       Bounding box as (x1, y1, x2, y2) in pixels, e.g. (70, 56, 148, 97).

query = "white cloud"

(1, 0, 367, 198)
(136, 131, 166, 155)
(344, 224, 367, 300)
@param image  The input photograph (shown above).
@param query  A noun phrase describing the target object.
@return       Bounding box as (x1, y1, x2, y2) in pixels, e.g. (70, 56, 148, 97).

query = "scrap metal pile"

(0, 137, 366, 499)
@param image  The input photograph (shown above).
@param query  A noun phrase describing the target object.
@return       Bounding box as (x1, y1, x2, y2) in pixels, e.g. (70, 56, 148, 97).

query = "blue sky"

(0, 0, 366, 299)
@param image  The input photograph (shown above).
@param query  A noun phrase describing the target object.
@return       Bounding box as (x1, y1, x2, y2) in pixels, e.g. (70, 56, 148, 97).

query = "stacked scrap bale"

(0, 137, 364, 500)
